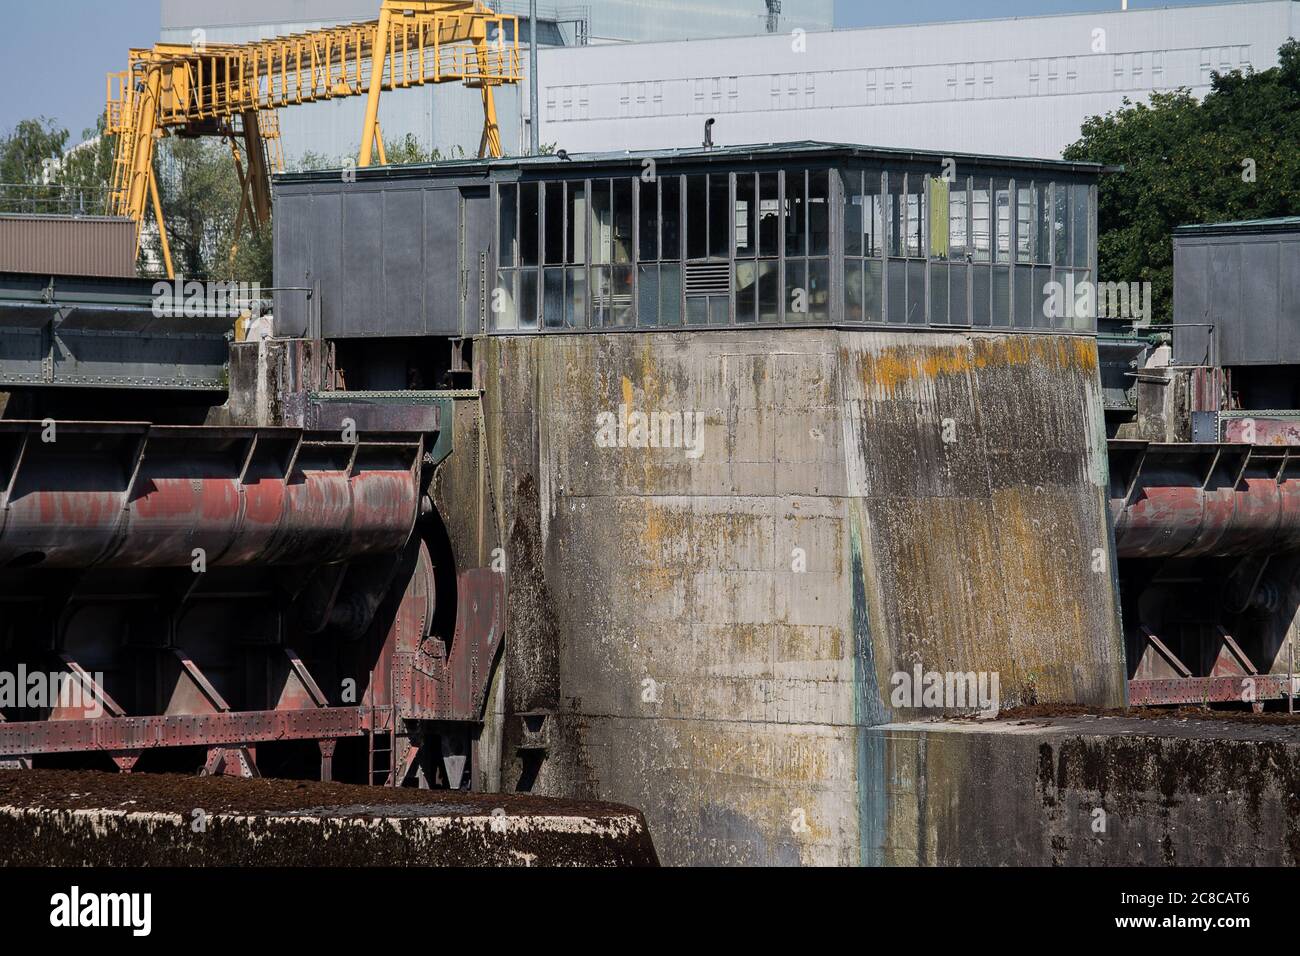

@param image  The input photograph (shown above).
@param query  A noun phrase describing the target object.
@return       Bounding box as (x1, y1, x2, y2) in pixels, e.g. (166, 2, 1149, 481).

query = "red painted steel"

(1223, 417, 1300, 446)
(0, 423, 420, 569)
(1128, 676, 1289, 706)
(1111, 442, 1300, 558)
(0, 707, 366, 757)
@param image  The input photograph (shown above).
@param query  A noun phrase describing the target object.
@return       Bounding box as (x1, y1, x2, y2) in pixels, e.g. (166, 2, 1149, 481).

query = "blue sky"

(0, 0, 1263, 142)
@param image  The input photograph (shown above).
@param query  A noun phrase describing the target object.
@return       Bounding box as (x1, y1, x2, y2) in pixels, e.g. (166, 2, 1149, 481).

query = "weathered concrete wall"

(868, 716, 1300, 866)
(481, 328, 1125, 866)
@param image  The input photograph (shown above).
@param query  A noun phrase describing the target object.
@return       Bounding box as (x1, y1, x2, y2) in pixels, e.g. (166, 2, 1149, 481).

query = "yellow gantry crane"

(106, 0, 521, 277)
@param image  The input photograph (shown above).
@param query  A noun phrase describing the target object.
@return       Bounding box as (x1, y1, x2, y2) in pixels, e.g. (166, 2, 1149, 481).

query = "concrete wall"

(868, 717, 1300, 866)
(480, 327, 1125, 865)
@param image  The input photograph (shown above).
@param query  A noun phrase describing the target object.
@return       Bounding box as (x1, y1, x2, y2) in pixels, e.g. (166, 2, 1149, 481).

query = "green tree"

(0, 117, 68, 185)
(1063, 39, 1300, 324)
(145, 136, 273, 285)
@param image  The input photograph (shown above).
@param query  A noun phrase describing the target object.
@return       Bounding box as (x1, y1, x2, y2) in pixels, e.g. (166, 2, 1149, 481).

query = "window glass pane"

(736, 174, 757, 258)
(660, 263, 681, 325)
(661, 176, 681, 261)
(544, 182, 564, 265)
(686, 175, 707, 259)
(519, 268, 539, 329)
(567, 182, 586, 265)
(931, 262, 949, 324)
(1053, 182, 1070, 267)
(1032, 265, 1050, 329)
(992, 265, 1010, 326)
(809, 170, 830, 256)
(638, 264, 659, 326)
(709, 296, 729, 326)
(843, 170, 863, 258)
(994, 179, 1010, 264)
(1035, 184, 1051, 264)
(1075, 269, 1093, 330)
(887, 260, 905, 323)
(638, 179, 658, 261)
(808, 259, 830, 320)
(736, 261, 758, 322)
(844, 257, 864, 321)
(757, 260, 779, 322)
(1016, 185, 1033, 263)
(972, 179, 990, 263)
(613, 179, 633, 265)
(493, 269, 517, 329)
(785, 170, 807, 257)
(1072, 184, 1090, 268)
(708, 175, 730, 259)
(686, 297, 708, 325)
(1053, 270, 1074, 330)
(865, 172, 883, 257)
(591, 265, 611, 325)
(566, 266, 586, 327)
(949, 178, 968, 260)
(520, 183, 539, 266)
(543, 267, 564, 327)
(906, 260, 925, 323)
(865, 260, 883, 323)
(611, 265, 634, 324)
(498, 185, 517, 267)
(948, 263, 968, 326)
(888, 172, 906, 257)
(786, 259, 807, 322)
(972, 265, 990, 325)
(906, 175, 924, 258)
(759, 173, 780, 257)
(592, 181, 612, 265)
(1014, 264, 1034, 327)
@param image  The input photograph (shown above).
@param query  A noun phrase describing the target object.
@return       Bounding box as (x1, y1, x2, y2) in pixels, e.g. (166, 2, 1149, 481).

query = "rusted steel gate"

(0, 420, 502, 784)
(1110, 439, 1300, 708)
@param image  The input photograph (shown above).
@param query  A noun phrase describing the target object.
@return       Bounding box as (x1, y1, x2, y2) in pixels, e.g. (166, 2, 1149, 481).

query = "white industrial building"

(537, 0, 1300, 159)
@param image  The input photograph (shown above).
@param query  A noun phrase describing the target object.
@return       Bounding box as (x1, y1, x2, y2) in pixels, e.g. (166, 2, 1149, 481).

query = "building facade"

(537, 0, 1300, 159)
(273, 143, 1102, 340)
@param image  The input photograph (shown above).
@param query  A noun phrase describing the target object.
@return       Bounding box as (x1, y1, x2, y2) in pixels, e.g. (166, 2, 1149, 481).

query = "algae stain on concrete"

(851, 520, 889, 867)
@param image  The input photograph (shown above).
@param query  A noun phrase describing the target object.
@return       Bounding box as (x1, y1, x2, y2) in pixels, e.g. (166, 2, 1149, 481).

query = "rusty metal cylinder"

(1111, 444, 1300, 559)
(0, 423, 420, 570)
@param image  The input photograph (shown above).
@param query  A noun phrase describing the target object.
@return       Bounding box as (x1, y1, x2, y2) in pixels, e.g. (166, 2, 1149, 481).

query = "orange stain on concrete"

(855, 335, 1098, 396)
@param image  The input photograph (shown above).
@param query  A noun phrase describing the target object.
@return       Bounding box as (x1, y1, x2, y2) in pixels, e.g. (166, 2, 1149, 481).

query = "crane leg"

(148, 162, 175, 280)
(358, 6, 393, 168)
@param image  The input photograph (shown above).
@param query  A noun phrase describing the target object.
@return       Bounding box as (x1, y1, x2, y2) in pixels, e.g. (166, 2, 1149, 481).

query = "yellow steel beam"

(147, 162, 174, 280)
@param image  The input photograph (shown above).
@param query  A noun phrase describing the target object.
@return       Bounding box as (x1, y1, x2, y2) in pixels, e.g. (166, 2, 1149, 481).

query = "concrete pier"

(481, 327, 1125, 865)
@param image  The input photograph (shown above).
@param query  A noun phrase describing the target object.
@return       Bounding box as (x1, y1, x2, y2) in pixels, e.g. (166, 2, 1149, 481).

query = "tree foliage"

(1063, 40, 1300, 324)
